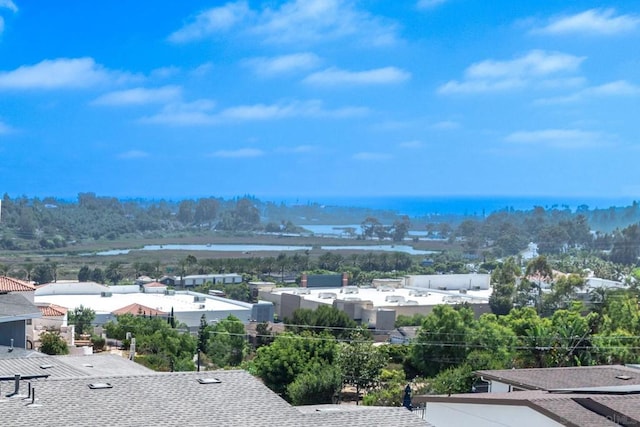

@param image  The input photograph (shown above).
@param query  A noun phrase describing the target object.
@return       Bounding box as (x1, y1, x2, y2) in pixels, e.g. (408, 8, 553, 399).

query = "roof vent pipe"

(25, 388, 40, 408)
(6, 374, 21, 398)
(22, 383, 32, 401)
(8, 338, 13, 352)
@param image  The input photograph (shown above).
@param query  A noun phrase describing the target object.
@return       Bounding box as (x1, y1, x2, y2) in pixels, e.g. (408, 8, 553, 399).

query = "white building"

(35, 281, 273, 331)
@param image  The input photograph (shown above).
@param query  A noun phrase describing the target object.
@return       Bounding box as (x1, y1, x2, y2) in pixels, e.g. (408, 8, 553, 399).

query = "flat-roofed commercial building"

(260, 281, 491, 331)
(35, 282, 273, 330)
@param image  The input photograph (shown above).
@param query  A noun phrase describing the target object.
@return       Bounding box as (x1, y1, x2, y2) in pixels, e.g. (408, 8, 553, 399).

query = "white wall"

(426, 402, 565, 427)
(489, 381, 511, 393)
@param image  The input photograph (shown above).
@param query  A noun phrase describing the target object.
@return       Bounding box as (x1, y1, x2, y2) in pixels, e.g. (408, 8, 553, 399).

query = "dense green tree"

(337, 332, 386, 404)
(207, 315, 247, 367)
(105, 262, 123, 285)
(39, 331, 69, 355)
(32, 263, 54, 285)
(286, 305, 361, 340)
(287, 366, 342, 406)
(78, 265, 91, 282)
(68, 305, 96, 336)
(489, 258, 519, 315)
(104, 314, 196, 371)
(252, 332, 337, 399)
(411, 305, 474, 377)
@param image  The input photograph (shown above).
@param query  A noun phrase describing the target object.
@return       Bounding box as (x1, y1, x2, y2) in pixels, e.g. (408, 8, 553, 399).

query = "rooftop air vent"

(88, 383, 113, 389)
(616, 375, 633, 380)
(39, 364, 54, 369)
(318, 292, 337, 299)
(197, 378, 221, 384)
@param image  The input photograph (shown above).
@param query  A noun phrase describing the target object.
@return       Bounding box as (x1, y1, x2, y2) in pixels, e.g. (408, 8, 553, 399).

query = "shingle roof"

(475, 365, 640, 390)
(0, 276, 36, 292)
(420, 391, 622, 427)
(0, 370, 430, 426)
(0, 355, 89, 378)
(0, 293, 41, 321)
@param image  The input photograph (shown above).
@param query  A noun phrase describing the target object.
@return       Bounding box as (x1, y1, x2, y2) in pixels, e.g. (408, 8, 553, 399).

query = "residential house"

(414, 365, 640, 427)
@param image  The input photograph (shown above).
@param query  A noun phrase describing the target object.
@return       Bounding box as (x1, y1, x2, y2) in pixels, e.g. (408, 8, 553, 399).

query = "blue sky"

(0, 1, 639, 200)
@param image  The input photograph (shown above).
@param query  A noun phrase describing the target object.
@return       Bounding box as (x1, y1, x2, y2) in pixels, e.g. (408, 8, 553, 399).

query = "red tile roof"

(37, 303, 68, 317)
(112, 303, 166, 317)
(143, 281, 167, 288)
(0, 276, 36, 292)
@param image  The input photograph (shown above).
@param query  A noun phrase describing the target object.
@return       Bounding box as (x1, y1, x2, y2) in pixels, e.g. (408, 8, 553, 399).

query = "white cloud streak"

(210, 148, 264, 158)
(0, 58, 136, 90)
(536, 80, 640, 104)
(505, 129, 607, 149)
(0, 0, 17, 12)
(0, 120, 12, 134)
(304, 66, 410, 86)
(220, 100, 368, 120)
(439, 50, 585, 94)
(169, 0, 398, 47)
(168, 1, 250, 43)
(118, 150, 150, 159)
(245, 53, 321, 77)
(353, 151, 392, 161)
(93, 86, 182, 106)
(533, 8, 640, 36)
(141, 99, 367, 126)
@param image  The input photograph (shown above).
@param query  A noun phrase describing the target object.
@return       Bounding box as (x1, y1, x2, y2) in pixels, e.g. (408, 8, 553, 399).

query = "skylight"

(197, 378, 221, 384)
(88, 383, 113, 389)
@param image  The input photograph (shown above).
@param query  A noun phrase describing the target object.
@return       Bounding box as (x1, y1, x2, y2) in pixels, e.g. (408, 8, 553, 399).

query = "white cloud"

(533, 8, 640, 36)
(168, 1, 251, 43)
(0, 0, 17, 12)
(141, 99, 367, 126)
(170, 0, 398, 47)
(255, 0, 398, 46)
(139, 100, 217, 126)
(399, 140, 423, 149)
(118, 150, 149, 159)
(431, 120, 460, 130)
(304, 66, 410, 86)
(210, 148, 264, 158)
(93, 86, 182, 106)
(245, 53, 321, 77)
(353, 151, 392, 161)
(505, 129, 607, 149)
(0, 120, 12, 134)
(439, 50, 585, 94)
(278, 145, 316, 153)
(536, 80, 640, 104)
(416, 0, 448, 10)
(0, 57, 136, 90)
(151, 66, 181, 79)
(220, 100, 368, 120)
(192, 62, 214, 76)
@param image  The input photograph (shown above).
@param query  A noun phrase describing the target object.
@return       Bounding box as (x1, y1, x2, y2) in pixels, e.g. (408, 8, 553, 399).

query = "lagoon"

(93, 243, 434, 256)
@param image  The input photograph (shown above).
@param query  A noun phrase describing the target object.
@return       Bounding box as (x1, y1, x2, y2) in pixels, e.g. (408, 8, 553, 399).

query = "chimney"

(301, 273, 307, 288)
(6, 374, 21, 398)
(342, 272, 349, 287)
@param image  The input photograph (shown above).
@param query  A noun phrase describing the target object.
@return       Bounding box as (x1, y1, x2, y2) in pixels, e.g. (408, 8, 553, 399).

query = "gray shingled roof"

(0, 353, 155, 379)
(51, 354, 155, 377)
(420, 391, 622, 427)
(475, 365, 640, 390)
(0, 370, 430, 426)
(0, 293, 41, 321)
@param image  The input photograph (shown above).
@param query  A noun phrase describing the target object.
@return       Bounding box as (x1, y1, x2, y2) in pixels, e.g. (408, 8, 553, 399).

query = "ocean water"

(285, 196, 637, 217)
